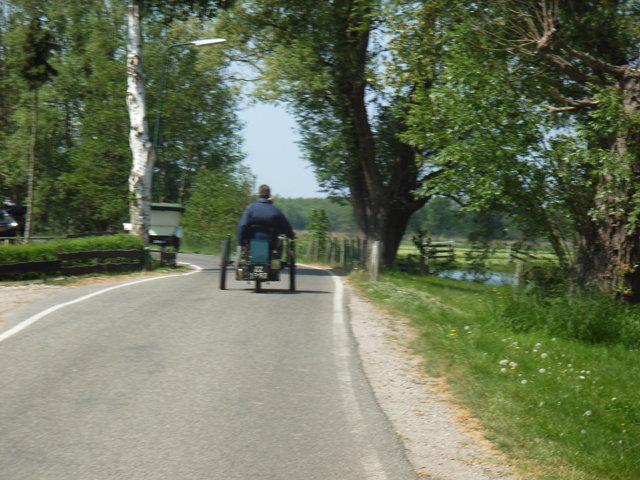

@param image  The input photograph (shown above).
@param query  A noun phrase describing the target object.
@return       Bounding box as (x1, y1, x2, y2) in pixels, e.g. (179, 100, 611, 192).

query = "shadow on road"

(197, 266, 333, 294)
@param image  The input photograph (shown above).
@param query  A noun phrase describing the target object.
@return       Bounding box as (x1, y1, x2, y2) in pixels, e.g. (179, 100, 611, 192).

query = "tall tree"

(126, 0, 153, 243)
(501, 0, 640, 301)
(15, 15, 57, 240)
(221, 0, 446, 265)
(402, 0, 640, 300)
(398, 1, 575, 267)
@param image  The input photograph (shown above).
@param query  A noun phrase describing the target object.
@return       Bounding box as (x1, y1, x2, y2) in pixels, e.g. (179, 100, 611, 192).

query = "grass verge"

(350, 269, 640, 480)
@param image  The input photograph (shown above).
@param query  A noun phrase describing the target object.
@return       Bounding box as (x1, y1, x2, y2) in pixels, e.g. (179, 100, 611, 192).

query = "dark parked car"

(0, 209, 19, 238)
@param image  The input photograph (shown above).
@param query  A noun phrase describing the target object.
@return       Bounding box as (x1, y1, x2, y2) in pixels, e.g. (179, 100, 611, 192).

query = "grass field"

(351, 270, 640, 480)
(396, 239, 558, 272)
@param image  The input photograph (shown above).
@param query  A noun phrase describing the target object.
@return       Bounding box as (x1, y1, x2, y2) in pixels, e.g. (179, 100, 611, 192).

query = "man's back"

(237, 195, 294, 245)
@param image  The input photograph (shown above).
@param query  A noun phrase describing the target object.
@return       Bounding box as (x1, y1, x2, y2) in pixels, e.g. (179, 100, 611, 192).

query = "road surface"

(0, 253, 417, 479)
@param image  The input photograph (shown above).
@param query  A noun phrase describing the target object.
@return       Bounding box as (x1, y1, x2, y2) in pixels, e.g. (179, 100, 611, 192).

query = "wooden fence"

(301, 235, 549, 281)
(57, 249, 145, 275)
(303, 236, 368, 267)
(0, 248, 161, 277)
(426, 241, 455, 261)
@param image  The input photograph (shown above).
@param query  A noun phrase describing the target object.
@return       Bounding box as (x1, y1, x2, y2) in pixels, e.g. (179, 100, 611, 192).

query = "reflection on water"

(434, 269, 514, 286)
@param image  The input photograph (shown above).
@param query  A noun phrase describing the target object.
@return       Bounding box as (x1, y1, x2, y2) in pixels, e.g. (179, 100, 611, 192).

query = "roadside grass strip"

(352, 270, 640, 480)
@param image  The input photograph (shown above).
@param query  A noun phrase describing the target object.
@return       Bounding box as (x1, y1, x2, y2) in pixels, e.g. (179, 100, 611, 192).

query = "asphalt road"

(0, 253, 417, 480)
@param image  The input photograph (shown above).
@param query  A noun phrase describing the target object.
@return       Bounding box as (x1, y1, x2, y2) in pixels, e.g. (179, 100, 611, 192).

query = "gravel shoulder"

(0, 283, 65, 319)
(0, 273, 517, 480)
(347, 287, 516, 479)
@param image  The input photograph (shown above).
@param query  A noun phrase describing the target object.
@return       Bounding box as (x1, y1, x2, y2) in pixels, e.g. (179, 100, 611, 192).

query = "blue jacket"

(237, 198, 294, 245)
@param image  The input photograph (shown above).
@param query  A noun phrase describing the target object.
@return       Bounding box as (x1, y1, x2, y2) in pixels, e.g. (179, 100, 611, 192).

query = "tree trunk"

(24, 89, 38, 242)
(337, 5, 428, 267)
(573, 211, 640, 302)
(126, 2, 153, 244)
(573, 76, 640, 301)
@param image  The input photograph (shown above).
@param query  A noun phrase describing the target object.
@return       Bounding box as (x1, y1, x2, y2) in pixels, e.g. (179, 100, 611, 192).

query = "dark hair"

(258, 184, 271, 199)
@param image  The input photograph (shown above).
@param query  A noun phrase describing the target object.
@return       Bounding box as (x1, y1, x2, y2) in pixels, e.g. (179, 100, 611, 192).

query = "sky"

(237, 102, 327, 199)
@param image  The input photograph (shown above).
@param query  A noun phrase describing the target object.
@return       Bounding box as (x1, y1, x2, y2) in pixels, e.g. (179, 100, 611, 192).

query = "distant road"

(0, 253, 417, 480)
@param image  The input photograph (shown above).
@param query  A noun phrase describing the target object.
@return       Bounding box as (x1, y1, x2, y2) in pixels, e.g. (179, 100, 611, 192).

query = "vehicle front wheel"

(219, 237, 230, 290)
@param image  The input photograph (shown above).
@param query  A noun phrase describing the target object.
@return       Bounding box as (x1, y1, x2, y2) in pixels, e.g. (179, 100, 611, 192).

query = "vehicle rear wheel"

(255, 279, 262, 292)
(289, 264, 296, 292)
(219, 237, 230, 290)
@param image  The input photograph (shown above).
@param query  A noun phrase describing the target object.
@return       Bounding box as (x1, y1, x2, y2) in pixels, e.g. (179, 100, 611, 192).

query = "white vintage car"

(123, 203, 184, 250)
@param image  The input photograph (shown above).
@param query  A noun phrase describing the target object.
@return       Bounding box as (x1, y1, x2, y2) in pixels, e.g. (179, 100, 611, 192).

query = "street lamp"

(151, 38, 227, 152)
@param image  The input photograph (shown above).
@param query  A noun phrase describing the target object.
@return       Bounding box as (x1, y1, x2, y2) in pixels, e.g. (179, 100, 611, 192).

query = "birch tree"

(126, 1, 153, 243)
(125, 0, 232, 243)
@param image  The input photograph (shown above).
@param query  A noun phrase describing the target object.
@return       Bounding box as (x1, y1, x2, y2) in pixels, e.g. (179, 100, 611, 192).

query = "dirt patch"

(0, 284, 65, 320)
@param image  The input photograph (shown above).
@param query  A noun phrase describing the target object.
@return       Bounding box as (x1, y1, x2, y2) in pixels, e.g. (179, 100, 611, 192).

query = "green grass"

(351, 270, 640, 480)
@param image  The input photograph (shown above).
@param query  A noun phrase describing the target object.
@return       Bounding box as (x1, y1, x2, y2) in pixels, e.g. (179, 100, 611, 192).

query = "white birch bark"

(126, 3, 153, 243)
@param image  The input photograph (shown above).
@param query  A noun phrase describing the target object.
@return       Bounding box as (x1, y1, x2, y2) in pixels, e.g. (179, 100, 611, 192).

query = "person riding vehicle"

(237, 184, 295, 248)
(222, 184, 296, 291)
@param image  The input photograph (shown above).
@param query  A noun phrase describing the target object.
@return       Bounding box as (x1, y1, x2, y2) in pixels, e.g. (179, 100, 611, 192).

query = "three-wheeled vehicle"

(219, 229, 296, 292)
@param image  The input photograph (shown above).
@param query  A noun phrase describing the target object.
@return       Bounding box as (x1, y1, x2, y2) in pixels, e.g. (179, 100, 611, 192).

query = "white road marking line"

(305, 265, 388, 480)
(0, 263, 202, 343)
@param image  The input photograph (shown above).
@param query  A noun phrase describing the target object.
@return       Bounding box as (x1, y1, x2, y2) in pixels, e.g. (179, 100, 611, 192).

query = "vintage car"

(123, 202, 184, 250)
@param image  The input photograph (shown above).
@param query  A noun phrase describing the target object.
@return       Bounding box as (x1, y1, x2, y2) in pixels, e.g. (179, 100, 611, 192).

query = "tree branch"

(556, 38, 630, 80)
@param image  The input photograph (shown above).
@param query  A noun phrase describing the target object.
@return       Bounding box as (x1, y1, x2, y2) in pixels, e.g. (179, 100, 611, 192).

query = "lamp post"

(152, 38, 227, 153)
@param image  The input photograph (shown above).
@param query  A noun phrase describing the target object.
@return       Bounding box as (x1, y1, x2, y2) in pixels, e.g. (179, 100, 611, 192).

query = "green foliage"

(306, 207, 330, 254)
(409, 197, 521, 241)
(275, 197, 355, 232)
(411, 228, 429, 264)
(0, 234, 143, 263)
(494, 293, 640, 348)
(181, 167, 253, 246)
(400, 0, 640, 295)
(16, 17, 57, 91)
(143, 0, 233, 22)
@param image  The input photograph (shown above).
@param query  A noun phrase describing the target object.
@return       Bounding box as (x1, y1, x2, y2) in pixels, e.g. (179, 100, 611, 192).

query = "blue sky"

(237, 102, 326, 199)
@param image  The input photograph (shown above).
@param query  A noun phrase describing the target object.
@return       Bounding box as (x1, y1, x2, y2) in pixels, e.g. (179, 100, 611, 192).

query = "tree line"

(0, 0, 243, 237)
(276, 196, 520, 242)
(2, 1, 640, 301)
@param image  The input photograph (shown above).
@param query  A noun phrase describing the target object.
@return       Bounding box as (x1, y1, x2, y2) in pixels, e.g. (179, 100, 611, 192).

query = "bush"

(0, 234, 145, 280)
(498, 291, 640, 347)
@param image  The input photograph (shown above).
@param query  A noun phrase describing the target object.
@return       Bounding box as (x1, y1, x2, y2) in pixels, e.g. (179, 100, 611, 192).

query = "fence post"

(513, 261, 524, 298)
(369, 240, 381, 281)
(305, 237, 313, 261)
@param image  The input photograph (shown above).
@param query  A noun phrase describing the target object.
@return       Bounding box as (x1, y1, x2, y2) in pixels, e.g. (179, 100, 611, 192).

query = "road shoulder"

(347, 284, 516, 480)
